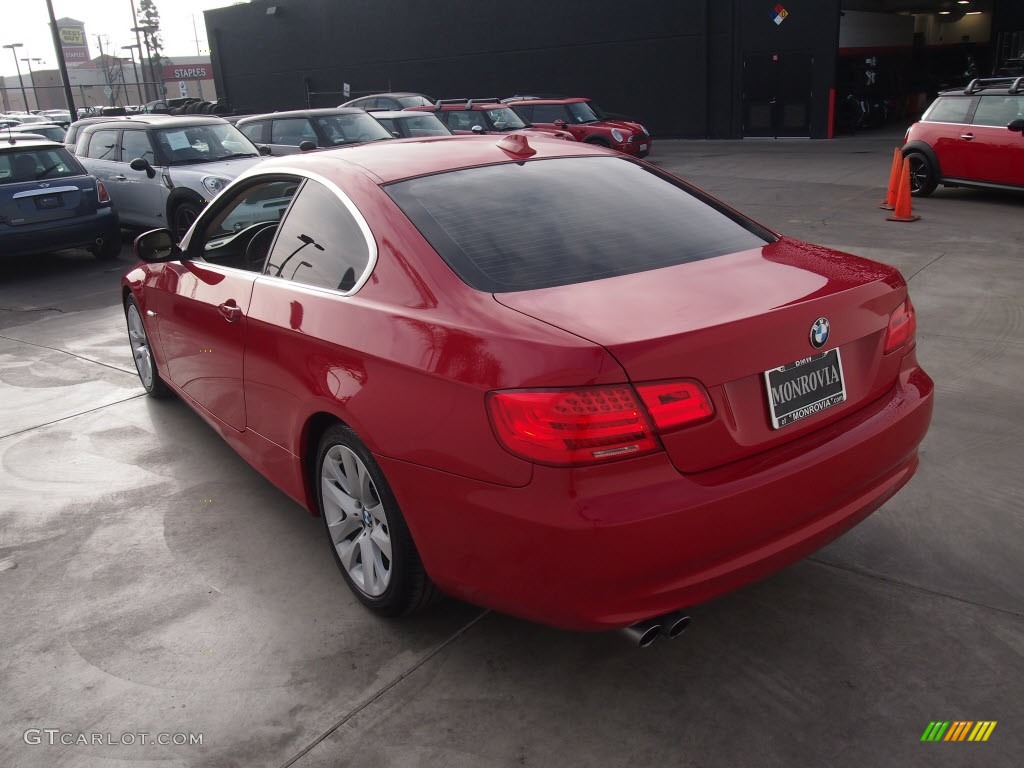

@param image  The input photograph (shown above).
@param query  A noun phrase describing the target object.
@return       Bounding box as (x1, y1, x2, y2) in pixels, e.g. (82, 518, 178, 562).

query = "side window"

(238, 121, 267, 144)
(448, 110, 486, 131)
(531, 105, 567, 123)
(86, 129, 119, 160)
(194, 179, 300, 271)
(922, 97, 975, 124)
(360, 98, 380, 110)
(515, 105, 534, 121)
(271, 118, 317, 146)
(265, 179, 371, 292)
(120, 130, 156, 163)
(972, 96, 1024, 127)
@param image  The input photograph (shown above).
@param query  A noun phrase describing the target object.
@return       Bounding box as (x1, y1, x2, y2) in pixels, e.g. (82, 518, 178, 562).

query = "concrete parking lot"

(1, 131, 1022, 768)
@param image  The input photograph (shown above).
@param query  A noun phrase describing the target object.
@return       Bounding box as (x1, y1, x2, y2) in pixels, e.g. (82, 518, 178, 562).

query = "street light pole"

(122, 45, 144, 104)
(128, 0, 150, 101)
(2, 43, 28, 111)
(20, 57, 42, 110)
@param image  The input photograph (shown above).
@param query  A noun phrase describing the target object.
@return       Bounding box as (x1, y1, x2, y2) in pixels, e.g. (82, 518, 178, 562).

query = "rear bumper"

(0, 207, 119, 258)
(381, 352, 933, 631)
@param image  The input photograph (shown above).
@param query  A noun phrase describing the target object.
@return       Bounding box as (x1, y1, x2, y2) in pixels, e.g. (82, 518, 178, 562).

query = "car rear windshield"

(0, 147, 83, 184)
(396, 95, 433, 108)
(386, 156, 771, 292)
(314, 113, 392, 145)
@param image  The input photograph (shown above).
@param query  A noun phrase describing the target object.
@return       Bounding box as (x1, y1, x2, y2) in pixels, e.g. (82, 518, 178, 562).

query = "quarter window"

(86, 129, 119, 160)
(265, 179, 371, 292)
(922, 97, 975, 124)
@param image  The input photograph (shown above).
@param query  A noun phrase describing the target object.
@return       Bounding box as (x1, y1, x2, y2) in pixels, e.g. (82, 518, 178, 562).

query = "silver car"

(235, 108, 393, 156)
(73, 115, 266, 240)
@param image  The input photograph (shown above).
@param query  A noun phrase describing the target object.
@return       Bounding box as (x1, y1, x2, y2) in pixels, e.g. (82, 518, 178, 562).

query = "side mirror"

(135, 228, 180, 262)
(1008, 119, 1024, 133)
(554, 119, 567, 129)
(391, 130, 401, 138)
(471, 125, 485, 134)
(129, 157, 156, 178)
(298, 140, 317, 152)
(257, 144, 272, 156)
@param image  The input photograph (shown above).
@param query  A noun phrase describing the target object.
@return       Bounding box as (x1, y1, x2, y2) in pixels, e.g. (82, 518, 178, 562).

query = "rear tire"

(316, 423, 440, 617)
(905, 151, 937, 197)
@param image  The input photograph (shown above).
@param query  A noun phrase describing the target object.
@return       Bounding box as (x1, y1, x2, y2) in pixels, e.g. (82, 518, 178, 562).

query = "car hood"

(598, 119, 646, 134)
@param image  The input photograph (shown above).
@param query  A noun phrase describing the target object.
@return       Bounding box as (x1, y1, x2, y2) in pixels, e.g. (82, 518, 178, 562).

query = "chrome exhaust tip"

(664, 611, 692, 639)
(620, 619, 662, 648)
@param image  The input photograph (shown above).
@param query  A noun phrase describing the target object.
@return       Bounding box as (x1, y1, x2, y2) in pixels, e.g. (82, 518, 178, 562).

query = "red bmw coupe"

(122, 134, 932, 641)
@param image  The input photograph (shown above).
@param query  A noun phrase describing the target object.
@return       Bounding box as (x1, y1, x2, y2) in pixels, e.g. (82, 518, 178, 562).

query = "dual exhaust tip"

(620, 611, 691, 648)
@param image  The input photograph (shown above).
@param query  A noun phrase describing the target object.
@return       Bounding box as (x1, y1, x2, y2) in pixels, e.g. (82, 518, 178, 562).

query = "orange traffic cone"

(886, 157, 920, 222)
(879, 147, 901, 210)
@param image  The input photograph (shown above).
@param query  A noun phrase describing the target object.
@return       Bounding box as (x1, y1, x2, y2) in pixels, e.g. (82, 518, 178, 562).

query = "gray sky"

(0, 0, 237, 78)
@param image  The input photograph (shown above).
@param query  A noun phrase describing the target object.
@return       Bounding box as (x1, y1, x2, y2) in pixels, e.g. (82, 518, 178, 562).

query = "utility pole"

(2, 44, 28, 111)
(45, 0, 76, 116)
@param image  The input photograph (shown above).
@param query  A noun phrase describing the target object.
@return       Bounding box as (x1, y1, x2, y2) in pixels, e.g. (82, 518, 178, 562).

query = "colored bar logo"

(921, 721, 997, 742)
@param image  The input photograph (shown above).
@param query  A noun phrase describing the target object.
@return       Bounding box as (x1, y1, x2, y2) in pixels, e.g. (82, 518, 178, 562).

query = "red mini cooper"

(123, 134, 932, 643)
(504, 96, 651, 157)
(902, 77, 1024, 196)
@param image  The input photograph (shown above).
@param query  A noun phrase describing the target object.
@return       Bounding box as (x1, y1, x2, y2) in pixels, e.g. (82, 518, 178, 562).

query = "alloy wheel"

(126, 302, 154, 390)
(320, 445, 392, 597)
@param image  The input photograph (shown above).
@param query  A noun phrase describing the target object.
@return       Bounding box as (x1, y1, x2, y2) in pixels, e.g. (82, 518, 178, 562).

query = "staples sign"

(164, 65, 209, 80)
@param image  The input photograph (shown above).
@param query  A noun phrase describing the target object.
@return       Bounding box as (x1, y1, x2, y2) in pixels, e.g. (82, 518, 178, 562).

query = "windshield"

(154, 123, 259, 164)
(586, 100, 609, 120)
(314, 113, 392, 145)
(567, 102, 600, 124)
(396, 95, 433, 108)
(381, 114, 451, 138)
(485, 107, 528, 131)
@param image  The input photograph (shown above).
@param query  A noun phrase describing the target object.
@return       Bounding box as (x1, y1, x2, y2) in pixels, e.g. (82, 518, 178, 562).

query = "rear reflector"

(96, 180, 110, 204)
(487, 387, 659, 466)
(635, 380, 715, 431)
(884, 298, 916, 353)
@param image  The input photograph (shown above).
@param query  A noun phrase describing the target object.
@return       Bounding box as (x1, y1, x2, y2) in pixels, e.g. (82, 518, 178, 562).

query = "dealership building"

(203, 0, 1024, 138)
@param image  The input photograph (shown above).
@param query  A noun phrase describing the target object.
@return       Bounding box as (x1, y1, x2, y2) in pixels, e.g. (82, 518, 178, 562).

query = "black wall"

(206, 0, 840, 139)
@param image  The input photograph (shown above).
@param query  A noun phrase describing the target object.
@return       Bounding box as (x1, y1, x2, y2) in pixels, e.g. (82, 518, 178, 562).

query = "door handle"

(114, 174, 127, 180)
(217, 301, 242, 322)
(960, 133, 975, 141)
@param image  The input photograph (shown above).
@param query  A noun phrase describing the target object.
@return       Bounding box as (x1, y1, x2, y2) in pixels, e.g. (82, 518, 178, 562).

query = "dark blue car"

(0, 137, 121, 259)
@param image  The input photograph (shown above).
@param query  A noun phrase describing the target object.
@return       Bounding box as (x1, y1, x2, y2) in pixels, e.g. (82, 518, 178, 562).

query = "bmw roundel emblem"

(809, 317, 830, 349)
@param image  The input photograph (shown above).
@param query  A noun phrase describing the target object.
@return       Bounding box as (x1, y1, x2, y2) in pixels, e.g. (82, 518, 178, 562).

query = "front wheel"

(125, 296, 170, 397)
(316, 424, 439, 616)
(171, 202, 201, 242)
(905, 151, 937, 197)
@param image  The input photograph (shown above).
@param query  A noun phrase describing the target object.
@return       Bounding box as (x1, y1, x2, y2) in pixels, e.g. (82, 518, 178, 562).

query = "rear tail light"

(884, 298, 917, 353)
(635, 380, 715, 431)
(96, 180, 110, 204)
(487, 386, 659, 466)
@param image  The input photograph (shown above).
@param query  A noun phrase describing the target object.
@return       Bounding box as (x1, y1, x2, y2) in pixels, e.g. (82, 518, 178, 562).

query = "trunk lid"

(0, 176, 95, 226)
(494, 238, 909, 473)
